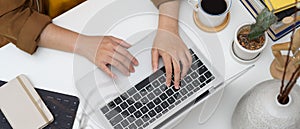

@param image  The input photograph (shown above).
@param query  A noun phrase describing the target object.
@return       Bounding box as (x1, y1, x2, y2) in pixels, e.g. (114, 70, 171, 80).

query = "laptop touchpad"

(111, 30, 160, 93)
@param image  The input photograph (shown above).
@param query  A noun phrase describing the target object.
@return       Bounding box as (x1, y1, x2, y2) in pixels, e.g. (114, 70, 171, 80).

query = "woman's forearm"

(37, 23, 79, 53)
(158, 0, 180, 33)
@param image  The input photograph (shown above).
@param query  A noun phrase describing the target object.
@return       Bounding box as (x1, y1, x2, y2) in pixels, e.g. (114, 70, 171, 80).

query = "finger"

(99, 64, 117, 79)
(151, 48, 159, 72)
(185, 50, 193, 65)
(110, 36, 131, 48)
(111, 51, 135, 73)
(129, 64, 135, 73)
(179, 53, 190, 79)
(161, 54, 173, 87)
(114, 45, 139, 66)
(172, 57, 181, 89)
(106, 56, 130, 76)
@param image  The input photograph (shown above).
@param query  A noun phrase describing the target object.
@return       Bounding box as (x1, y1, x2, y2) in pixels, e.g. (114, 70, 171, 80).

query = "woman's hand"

(76, 36, 139, 78)
(38, 24, 138, 78)
(152, 30, 192, 89)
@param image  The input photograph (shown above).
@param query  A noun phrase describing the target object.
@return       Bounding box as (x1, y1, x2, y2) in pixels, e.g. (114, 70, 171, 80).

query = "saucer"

(193, 9, 230, 32)
(230, 41, 261, 64)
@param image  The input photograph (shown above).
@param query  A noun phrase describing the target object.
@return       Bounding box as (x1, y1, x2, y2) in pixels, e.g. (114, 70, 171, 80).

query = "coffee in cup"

(201, 0, 227, 15)
(189, 0, 231, 28)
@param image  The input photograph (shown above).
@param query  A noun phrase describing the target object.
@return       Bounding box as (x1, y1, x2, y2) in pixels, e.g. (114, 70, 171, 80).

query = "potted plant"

(232, 8, 277, 62)
(232, 3, 300, 128)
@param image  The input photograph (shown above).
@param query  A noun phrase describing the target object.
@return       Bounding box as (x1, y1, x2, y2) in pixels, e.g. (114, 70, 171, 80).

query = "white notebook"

(0, 75, 53, 129)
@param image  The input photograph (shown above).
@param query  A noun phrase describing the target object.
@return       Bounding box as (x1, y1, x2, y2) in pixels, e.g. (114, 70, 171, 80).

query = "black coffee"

(201, 0, 227, 15)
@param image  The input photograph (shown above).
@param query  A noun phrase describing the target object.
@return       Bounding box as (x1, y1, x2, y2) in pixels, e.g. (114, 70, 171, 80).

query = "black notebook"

(0, 80, 80, 129)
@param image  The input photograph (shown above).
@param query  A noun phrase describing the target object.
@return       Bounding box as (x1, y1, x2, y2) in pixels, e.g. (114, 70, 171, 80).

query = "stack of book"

(240, 0, 300, 41)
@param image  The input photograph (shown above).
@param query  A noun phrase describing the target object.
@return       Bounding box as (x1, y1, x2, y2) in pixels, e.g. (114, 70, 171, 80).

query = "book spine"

(240, 0, 258, 17)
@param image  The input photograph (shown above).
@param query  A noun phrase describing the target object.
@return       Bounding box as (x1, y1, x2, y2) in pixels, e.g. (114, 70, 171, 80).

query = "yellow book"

(264, 0, 299, 13)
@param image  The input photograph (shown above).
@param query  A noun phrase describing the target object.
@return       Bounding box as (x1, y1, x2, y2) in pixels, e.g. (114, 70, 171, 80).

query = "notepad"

(0, 75, 53, 129)
(264, 0, 299, 13)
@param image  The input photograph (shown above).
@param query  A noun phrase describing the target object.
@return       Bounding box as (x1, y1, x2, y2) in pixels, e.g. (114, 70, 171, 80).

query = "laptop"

(75, 28, 223, 129)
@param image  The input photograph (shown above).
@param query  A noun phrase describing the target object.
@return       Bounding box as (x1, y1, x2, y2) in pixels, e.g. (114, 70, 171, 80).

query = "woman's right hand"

(76, 35, 139, 78)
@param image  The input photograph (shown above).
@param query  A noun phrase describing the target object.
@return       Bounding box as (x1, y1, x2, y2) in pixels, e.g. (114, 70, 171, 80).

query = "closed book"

(0, 75, 53, 129)
(263, 0, 298, 13)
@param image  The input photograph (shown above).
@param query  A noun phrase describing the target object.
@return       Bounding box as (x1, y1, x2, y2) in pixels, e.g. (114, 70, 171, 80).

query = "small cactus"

(248, 8, 278, 40)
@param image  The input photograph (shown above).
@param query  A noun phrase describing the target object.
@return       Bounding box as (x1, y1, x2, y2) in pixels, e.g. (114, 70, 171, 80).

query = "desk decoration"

(232, 8, 277, 63)
(232, 2, 300, 128)
(232, 80, 300, 129)
(270, 29, 300, 80)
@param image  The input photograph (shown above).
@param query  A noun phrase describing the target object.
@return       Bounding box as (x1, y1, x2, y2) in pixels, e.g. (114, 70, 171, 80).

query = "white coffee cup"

(188, 0, 232, 28)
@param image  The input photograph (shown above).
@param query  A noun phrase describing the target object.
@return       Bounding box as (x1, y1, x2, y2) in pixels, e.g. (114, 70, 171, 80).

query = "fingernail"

(135, 59, 139, 66)
(132, 68, 135, 73)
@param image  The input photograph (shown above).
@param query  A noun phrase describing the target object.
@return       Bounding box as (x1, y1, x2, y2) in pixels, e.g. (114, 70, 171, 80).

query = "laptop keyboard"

(0, 81, 80, 129)
(100, 49, 215, 129)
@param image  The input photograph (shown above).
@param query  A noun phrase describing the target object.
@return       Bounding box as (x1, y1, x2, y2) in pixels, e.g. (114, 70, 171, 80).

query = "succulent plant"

(248, 8, 278, 40)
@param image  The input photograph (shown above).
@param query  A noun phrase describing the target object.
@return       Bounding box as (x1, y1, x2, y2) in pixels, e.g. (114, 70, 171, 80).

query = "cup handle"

(187, 0, 198, 12)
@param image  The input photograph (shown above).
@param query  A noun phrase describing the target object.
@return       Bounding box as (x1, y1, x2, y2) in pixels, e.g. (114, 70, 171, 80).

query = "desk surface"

(0, 0, 293, 128)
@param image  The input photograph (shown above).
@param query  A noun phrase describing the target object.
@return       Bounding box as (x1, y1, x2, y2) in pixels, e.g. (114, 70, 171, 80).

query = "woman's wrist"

(158, 15, 179, 34)
(74, 35, 102, 61)
(157, 0, 179, 35)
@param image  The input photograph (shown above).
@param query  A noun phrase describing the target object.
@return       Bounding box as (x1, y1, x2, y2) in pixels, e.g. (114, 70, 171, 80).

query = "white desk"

(0, 0, 292, 128)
